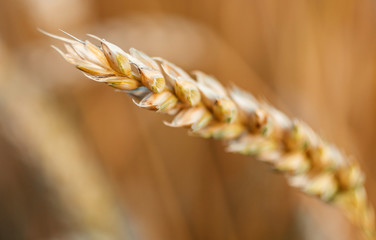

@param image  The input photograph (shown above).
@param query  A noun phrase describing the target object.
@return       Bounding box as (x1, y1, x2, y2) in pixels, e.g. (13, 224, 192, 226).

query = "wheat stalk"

(42, 29, 375, 239)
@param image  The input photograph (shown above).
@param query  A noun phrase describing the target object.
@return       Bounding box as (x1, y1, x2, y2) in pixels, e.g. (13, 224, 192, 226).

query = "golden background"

(0, 0, 375, 239)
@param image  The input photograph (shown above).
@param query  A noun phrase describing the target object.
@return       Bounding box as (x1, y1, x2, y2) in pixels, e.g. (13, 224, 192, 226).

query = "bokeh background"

(0, 0, 376, 239)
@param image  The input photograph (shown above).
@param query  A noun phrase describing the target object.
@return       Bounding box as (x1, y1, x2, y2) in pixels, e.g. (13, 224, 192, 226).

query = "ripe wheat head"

(42, 29, 375, 239)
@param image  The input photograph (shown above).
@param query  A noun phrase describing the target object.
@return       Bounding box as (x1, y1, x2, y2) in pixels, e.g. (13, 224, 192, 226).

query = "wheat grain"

(42, 29, 375, 239)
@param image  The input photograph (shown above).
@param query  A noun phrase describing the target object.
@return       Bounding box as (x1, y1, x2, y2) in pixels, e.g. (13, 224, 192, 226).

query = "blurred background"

(0, 0, 376, 239)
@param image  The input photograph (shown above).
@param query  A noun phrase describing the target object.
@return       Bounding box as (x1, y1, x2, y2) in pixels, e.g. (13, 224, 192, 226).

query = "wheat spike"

(42, 30, 375, 239)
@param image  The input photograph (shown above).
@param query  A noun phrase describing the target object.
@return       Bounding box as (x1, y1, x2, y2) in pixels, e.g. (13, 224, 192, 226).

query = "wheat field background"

(0, 0, 376, 239)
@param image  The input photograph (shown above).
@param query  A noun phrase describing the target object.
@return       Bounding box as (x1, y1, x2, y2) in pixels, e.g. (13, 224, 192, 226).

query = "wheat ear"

(42, 29, 375, 239)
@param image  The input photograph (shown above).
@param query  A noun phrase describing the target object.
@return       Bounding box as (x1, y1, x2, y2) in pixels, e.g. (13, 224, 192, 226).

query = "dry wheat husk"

(42, 30, 375, 239)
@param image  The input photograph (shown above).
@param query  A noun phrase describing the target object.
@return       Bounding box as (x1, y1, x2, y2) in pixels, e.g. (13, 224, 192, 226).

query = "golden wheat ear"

(42, 29, 375, 239)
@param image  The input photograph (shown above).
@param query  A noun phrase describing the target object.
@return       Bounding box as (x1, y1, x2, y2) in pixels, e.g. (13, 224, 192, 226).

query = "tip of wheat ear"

(41, 29, 375, 238)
